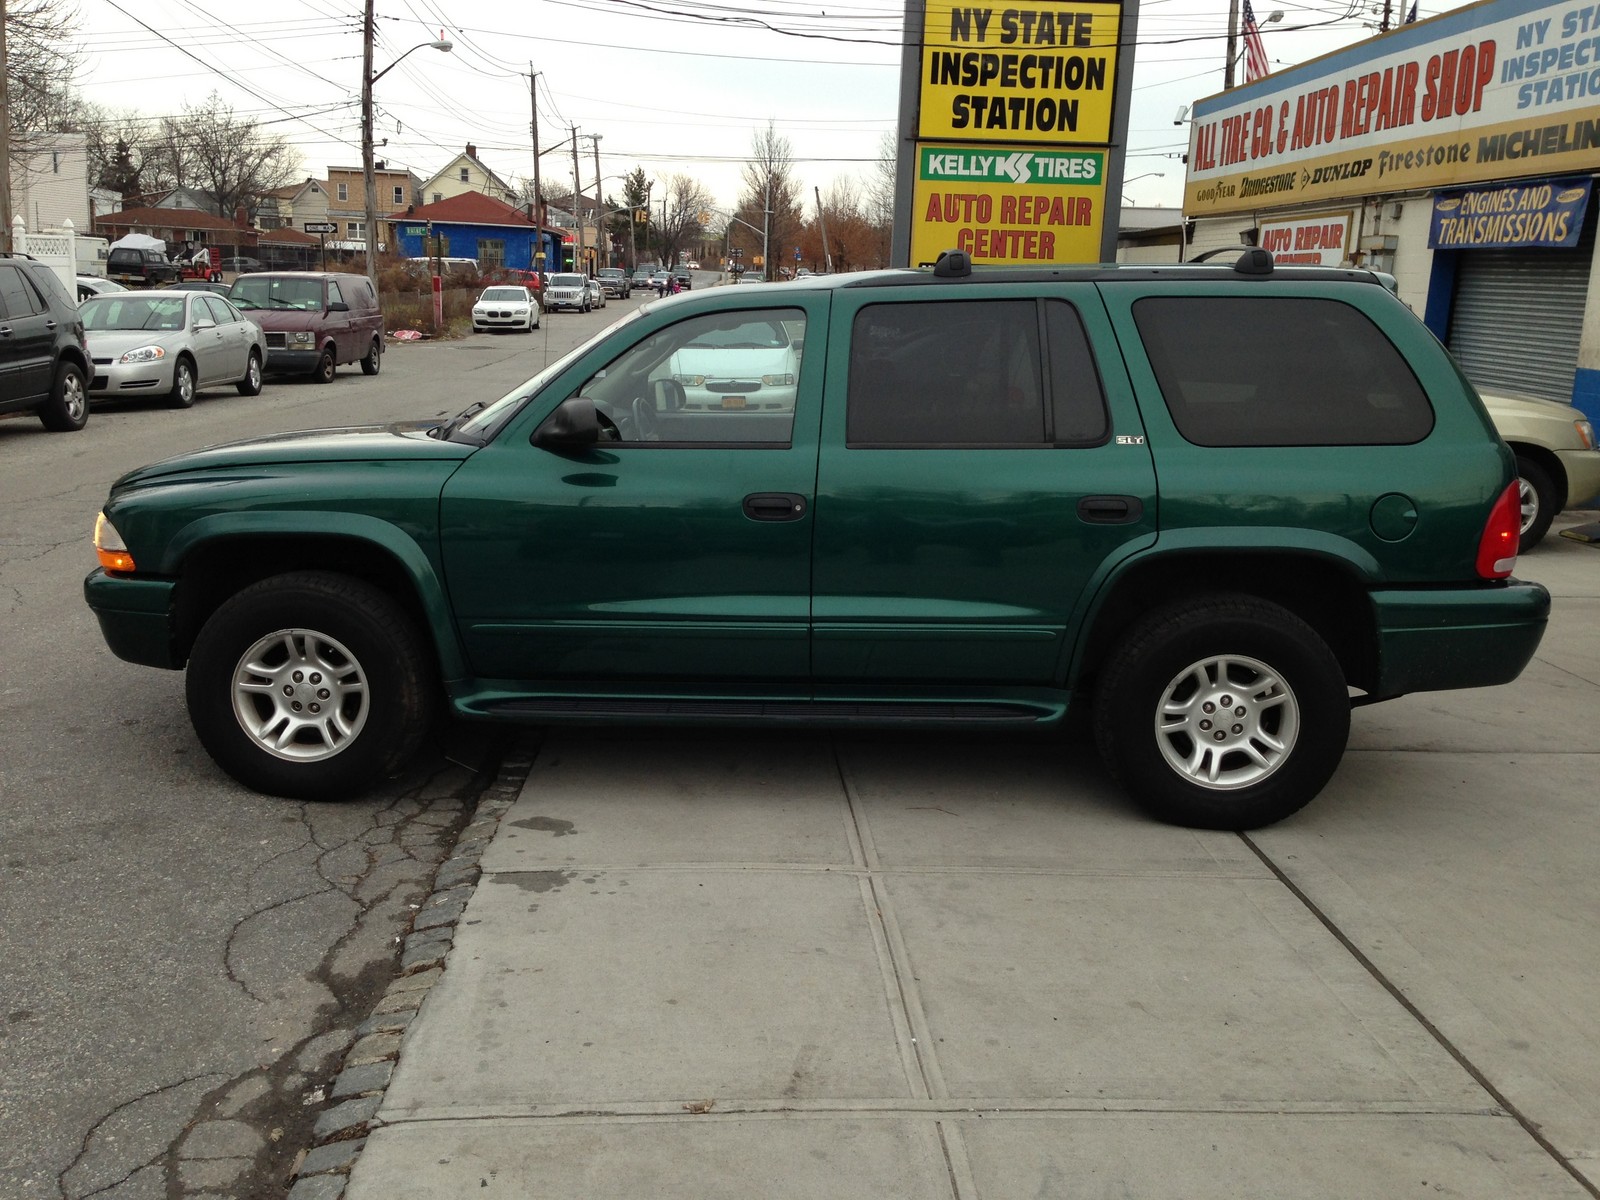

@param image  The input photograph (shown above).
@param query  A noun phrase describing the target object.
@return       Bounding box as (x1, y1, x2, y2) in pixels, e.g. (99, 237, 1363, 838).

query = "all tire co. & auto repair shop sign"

(894, 0, 1139, 265)
(1186, 0, 1600, 216)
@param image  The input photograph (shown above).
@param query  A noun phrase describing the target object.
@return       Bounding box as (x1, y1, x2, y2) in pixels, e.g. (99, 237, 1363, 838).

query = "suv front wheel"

(1092, 594, 1350, 830)
(185, 571, 436, 800)
(38, 361, 88, 431)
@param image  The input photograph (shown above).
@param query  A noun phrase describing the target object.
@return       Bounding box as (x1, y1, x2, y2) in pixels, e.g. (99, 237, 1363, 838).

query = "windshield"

(598, 269, 623, 278)
(549, 274, 585, 288)
(81, 294, 190, 331)
(480, 287, 527, 301)
(229, 276, 324, 311)
(444, 307, 647, 444)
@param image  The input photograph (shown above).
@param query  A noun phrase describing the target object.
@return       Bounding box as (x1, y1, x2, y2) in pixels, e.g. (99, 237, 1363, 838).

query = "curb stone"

(284, 737, 538, 1197)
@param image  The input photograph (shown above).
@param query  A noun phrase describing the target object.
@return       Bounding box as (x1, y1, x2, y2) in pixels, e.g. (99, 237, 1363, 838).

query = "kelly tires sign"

(910, 146, 1107, 263)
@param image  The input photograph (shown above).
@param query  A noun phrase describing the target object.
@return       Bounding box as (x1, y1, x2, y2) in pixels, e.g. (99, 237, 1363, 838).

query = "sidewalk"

(297, 522, 1599, 1199)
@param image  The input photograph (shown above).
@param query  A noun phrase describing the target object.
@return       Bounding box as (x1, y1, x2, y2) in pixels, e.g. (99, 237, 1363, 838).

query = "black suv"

(0, 254, 92, 432)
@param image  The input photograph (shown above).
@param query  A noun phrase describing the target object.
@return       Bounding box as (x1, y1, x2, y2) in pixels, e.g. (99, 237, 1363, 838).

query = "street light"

(362, 10, 452, 286)
(1121, 172, 1165, 204)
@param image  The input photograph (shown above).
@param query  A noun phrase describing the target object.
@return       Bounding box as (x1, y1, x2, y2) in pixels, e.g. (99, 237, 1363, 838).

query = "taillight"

(1476, 482, 1520, 579)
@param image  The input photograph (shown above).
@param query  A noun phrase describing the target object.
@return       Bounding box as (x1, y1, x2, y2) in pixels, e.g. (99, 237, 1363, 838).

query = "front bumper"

(1557, 447, 1600, 507)
(89, 358, 174, 396)
(264, 347, 320, 374)
(1370, 580, 1550, 697)
(84, 569, 181, 669)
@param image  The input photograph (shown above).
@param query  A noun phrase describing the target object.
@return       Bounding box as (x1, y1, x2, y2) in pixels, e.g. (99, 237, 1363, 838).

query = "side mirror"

(533, 396, 601, 449)
(653, 377, 686, 412)
(327, 300, 350, 312)
(194, 317, 216, 330)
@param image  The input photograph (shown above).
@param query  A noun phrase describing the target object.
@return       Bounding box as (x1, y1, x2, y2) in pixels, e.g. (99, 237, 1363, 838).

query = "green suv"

(83, 251, 1549, 829)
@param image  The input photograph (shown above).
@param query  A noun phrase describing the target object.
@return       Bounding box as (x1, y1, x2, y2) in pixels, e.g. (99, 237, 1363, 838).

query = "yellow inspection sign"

(918, 0, 1123, 144)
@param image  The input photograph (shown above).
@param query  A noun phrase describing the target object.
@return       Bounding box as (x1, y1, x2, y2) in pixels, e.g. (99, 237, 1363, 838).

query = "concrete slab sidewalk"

(326, 522, 1599, 1200)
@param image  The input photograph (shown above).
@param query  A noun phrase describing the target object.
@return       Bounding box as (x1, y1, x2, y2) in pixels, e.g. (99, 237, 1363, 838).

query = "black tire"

(1092, 594, 1350, 830)
(37, 361, 88, 431)
(1514, 454, 1558, 552)
(168, 357, 197, 409)
(360, 337, 381, 376)
(185, 571, 436, 801)
(236, 350, 263, 396)
(313, 348, 336, 384)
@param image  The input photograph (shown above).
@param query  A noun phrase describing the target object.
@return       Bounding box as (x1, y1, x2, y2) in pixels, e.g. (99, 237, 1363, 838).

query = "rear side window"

(847, 299, 1107, 446)
(1133, 297, 1433, 446)
(0, 264, 44, 318)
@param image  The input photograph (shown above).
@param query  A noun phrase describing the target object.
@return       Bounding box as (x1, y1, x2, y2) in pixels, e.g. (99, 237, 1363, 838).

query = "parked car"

(585, 276, 607, 309)
(667, 311, 798, 412)
(543, 272, 590, 312)
(80, 290, 266, 407)
(77, 275, 128, 302)
(83, 250, 1549, 830)
(106, 246, 183, 288)
(80, 289, 265, 406)
(0, 252, 91, 431)
(227, 272, 383, 381)
(596, 267, 631, 298)
(472, 285, 540, 333)
(220, 257, 263, 274)
(1481, 390, 1600, 550)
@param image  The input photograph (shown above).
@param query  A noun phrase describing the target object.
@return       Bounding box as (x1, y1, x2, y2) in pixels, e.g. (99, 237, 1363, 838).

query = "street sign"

(303, 221, 337, 234)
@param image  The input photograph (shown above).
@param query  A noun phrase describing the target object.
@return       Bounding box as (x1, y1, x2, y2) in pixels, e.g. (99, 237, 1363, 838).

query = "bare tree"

(179, 93, 300, 219)
(736, 122, 804, 277)
(658, 172, 715, 269)
(4, 0, 83, 139)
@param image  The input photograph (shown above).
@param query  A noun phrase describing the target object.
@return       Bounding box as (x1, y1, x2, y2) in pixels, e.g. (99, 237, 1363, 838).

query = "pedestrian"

(668, 274, 681, 295)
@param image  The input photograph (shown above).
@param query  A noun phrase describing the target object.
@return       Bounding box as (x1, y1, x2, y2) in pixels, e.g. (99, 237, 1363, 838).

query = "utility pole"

(0, 0, 12, 255)
(529, 67, 543, 275)
(570, 126, 584, 271)
(590, 134, 604, 268)
(360, 0, 378, 286)
(815, 186, 833, 273)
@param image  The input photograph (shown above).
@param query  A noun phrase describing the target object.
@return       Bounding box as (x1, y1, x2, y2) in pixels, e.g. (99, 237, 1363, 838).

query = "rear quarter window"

(1132, 296, 1434, 446)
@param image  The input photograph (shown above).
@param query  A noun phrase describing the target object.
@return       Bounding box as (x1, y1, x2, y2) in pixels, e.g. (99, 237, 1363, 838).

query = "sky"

(64, 0, 1478, 217)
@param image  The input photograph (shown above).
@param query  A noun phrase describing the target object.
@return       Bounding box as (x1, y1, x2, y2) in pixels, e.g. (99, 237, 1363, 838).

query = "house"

(419, 144, 518, 207)
(325, 163, 421, 252)
(7, 132, 90, 234)
(93, 205, 259, 259)
(384, 192, 565, 273)
(257, 178, 329, 232)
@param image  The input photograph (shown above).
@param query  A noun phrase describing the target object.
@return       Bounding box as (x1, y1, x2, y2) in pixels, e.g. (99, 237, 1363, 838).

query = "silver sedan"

(81, 291, 267, 407)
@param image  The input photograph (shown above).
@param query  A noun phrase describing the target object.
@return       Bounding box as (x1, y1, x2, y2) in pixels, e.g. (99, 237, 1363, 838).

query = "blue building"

(385, 192, 566, 273)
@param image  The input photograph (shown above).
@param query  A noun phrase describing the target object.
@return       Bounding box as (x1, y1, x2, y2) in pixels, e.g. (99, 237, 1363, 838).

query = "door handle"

(1077, 495, 1144, 524)
(743, 492, 807, 522)
(0, 327, 11, 337)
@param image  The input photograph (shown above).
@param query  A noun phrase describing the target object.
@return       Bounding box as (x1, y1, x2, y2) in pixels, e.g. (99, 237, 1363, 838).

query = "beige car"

(1481, 391, 1600, 550)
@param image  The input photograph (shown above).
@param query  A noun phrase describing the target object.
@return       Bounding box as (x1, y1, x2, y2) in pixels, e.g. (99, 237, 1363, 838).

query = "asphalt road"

(0, 292, 642, 1200)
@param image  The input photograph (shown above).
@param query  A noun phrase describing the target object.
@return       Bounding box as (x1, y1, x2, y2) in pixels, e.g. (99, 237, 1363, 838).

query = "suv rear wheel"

(360, 337, 381, 376)
(185, 571, 435, 801)
(1093, 594, 1350, 830)
(38, 361, 88, 431)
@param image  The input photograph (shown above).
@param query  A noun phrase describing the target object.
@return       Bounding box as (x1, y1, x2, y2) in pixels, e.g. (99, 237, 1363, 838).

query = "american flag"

(1243, 0, 1270, 83)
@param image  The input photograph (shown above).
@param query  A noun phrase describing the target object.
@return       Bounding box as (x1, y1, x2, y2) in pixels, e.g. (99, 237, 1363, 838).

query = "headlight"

(292, 331, 314, 344)
(93, 511, 136, 572)
(674, 374, 706, 387)
(761, 373, 795, 386)
(118, 345, 165, 364)
(1576, 420, 1596, 450)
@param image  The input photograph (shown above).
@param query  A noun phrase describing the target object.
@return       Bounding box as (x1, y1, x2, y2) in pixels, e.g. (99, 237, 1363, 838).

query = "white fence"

(11, 216, 77, 297)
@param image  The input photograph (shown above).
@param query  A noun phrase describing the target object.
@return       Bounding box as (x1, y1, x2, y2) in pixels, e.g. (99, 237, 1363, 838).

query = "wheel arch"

(165, 518, 466, 680)
(1068, 546, 1381, 698)
(1505, 440, 1568, 507)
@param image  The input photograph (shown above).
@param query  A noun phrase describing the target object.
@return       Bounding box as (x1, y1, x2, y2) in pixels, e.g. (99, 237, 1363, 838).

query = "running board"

(480, 698, 1055, 724)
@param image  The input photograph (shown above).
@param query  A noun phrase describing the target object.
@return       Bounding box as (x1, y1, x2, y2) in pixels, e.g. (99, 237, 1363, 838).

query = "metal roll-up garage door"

(1446, 210, 1595, 403)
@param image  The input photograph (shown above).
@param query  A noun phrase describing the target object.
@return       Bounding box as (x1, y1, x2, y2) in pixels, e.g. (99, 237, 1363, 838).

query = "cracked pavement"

(0, 344, 555, 1200)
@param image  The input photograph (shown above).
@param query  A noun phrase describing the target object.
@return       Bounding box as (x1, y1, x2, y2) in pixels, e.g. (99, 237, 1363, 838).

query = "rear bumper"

(1370, 580, 1550, 696)
(83, 569, 182, 669)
